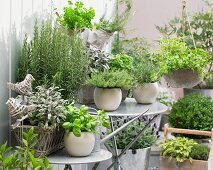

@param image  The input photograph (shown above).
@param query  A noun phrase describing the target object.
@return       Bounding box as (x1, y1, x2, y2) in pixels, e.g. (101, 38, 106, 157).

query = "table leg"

(64, 164, 72, 170)
(109, 117, 121, 170)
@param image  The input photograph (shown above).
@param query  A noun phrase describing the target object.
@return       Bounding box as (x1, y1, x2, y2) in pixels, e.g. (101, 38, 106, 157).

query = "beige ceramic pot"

(64, 132, 95, 157)
(94, 87, 122, 111)
(133, 82, 158, 104)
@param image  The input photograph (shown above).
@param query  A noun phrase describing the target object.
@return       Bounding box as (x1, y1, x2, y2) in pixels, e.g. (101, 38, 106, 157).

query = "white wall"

(0, 0, 113, 170)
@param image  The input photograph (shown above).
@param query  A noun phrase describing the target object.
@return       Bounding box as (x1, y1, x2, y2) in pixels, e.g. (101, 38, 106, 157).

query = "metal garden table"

(48, 149, 112, 170)
(87, 98, 168, 170)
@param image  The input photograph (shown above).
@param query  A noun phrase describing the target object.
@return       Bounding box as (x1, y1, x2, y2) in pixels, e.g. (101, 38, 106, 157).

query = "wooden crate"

(160, 124, 213, 170)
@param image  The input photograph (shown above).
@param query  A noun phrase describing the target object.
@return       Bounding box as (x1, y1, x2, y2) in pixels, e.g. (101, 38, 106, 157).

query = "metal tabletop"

(88, 98, 168, 117)
(48, 149, 112, 165)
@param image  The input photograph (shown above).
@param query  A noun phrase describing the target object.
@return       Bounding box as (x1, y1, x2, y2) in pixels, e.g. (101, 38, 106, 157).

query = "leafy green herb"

(86, 69, 134, 89)
(112, 120, 157, 149)
(161, 137, 197, 163)
(153, 37, 210, 77)
(62, 104, 110, 137)
(189, 144, 210, 161)
(133, 56, 160, 84)
(168, 93, 213, 131)
(0, 128, 53, 170)
(57, 0, 95, 30)
(109, 53, 133, 71)
(96, 0, 132, 33)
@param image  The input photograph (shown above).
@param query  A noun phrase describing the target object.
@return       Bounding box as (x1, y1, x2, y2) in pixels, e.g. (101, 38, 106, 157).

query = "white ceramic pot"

(94, 87, 122, 111)
(133, 82, 158, 104)
(64, 132, 95, 157)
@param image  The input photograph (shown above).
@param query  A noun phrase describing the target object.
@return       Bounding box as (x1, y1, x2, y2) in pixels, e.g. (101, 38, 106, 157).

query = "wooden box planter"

(11, 125, 64, 156)
(160, 124, 213, 170)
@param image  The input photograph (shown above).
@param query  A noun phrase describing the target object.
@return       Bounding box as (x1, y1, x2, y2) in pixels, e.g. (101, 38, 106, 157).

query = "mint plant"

(58, 0, 95, 30)
(62, 104, 110, 137)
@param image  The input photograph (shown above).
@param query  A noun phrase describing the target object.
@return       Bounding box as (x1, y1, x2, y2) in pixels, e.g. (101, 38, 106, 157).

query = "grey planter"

(78, 86, 95, 104)
(90, 147, 151, 170)
(183, 88, 213, 99)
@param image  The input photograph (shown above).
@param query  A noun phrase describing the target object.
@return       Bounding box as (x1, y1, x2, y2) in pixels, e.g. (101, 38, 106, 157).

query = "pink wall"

(124, 0, 206, 44)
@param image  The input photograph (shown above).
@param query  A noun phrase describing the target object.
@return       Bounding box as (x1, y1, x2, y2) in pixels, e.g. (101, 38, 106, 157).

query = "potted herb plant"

(161, 137, 210, 170)
(78, 44, 111, 104)
(132, 56, 160, 104)
(168, 93, 213, 135)
(86, 69, 133, 111)
(56, 0, 95, 33)
(88, 0, 132, 52)
(62, 104, 110, 156)
(161, 124, 212, 170)
(153, 37, 210, 88)
(108, 53, 133, 101)
(10, 85, 67, 156)
(156, 1, 212, 91)
(17, 20, 89, 100)
(98, 120, 158, 170)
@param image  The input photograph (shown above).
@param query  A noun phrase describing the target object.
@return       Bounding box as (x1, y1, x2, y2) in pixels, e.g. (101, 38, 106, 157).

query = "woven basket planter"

(11, 125, 64, 156)
(164, 69, 201, 88)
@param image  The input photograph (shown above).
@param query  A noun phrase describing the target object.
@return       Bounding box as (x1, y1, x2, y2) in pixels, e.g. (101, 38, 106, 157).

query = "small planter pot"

(93, 147, 151, 170)
(121, 89, 128, 102)
(164, 69, 201, 88)
(160, 157, 208, 170)
(64, 132, 95, 157)
(184, 88, 213, 99)
(94, 87, 122, 111)
(132, 82, 158, 104)
(87, 29, 113, 50)
(78, 85, 95, 104)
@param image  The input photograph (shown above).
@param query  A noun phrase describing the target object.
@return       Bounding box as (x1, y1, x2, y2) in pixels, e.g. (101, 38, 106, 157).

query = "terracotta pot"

(160, 157, 208, 170)
(132, 82, 158, 104)
(164, 69, 201, 88)
(64, 132, 95, 157)
(94, 87, 122, 111)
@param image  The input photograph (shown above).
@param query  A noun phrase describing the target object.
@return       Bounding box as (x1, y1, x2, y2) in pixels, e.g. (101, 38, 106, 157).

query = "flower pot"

(88, 29, 113, 49)
(183, 88, 213, 99)
(121, 89, 128, 102)
(64, 132, 95, 157)
(132, 82, 158, 104)
(92, 147, 151, 170)
(160, 157, 208, 170)
(94, 87, 122, 111)
(164, 69, 201, 88)
(78, 85, 95, 104)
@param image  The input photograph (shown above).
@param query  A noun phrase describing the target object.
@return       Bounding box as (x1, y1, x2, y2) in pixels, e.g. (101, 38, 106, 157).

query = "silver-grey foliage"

(27, 86, 67, 128)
